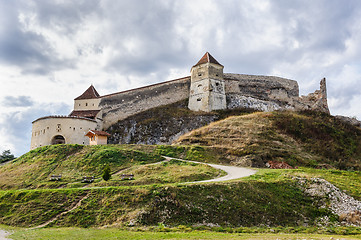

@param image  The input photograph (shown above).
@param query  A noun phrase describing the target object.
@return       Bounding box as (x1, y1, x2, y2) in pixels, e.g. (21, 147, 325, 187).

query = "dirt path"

(30, 194, 89, 229)
(164, 157, 257, 183)
(0, 230, 12, 240)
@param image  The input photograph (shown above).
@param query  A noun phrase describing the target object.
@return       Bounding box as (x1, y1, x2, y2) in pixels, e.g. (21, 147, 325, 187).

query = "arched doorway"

(51, 135, 66, 145)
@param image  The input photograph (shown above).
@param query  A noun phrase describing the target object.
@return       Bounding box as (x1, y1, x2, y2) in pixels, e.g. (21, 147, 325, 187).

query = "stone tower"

(188, 52, 226, 112)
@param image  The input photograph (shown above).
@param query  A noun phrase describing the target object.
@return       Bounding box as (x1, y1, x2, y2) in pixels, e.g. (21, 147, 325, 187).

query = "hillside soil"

(174, 111, 361, 170)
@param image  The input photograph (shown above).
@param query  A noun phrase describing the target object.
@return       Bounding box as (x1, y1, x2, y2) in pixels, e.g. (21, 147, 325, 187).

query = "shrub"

(102, 164, 111, 181)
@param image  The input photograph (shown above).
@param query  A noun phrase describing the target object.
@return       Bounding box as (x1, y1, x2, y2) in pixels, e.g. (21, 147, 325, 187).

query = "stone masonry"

(30, 52, 330, 149)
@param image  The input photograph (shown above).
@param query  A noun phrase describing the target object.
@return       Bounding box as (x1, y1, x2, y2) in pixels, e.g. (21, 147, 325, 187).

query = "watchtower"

(188, 52, 226, 112)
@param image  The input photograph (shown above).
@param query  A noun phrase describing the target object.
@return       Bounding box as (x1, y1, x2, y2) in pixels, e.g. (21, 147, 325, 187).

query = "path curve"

(164, 157, 257, 183)
(0, 229, 12, 240)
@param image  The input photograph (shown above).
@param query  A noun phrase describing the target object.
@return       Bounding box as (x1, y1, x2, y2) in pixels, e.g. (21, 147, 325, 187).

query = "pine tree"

(0, 150, 15, 163)
(102, 164, 111, 181)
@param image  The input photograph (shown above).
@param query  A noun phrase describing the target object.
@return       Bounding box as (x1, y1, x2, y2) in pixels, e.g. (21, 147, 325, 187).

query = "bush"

(102, 164, 111, 181)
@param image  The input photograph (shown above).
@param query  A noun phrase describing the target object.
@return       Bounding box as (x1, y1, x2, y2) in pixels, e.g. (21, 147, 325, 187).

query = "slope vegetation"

(175, 111, 361, 170)
(0, 144, 220, 189)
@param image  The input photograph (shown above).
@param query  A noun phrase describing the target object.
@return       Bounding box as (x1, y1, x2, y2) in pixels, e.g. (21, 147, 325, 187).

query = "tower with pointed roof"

(73, 85, 101, 112)
(188, 52, 226, 112)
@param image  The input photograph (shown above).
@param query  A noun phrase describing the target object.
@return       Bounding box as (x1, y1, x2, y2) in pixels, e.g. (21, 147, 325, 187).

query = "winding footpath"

(0, 158, 256, 236)
(163, 157, 257, 183)
(0, 230, 11, 240)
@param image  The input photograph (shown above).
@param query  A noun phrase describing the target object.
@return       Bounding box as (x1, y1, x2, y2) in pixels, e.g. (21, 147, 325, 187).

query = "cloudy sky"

(1, 0, 361, 156)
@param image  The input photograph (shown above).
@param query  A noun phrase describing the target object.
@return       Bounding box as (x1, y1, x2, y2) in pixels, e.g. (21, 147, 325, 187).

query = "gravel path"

(0, 230, 12, 240)
(164, 157, 257, 183)
(195, 163, 257, 183)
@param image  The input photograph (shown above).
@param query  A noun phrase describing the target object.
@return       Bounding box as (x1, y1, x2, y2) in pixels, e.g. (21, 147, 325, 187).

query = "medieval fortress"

(30, 52, 329, 149)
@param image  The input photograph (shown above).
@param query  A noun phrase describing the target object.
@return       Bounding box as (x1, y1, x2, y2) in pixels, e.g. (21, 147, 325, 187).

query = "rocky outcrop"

(335, 115, 361, 127)
(108, 115, 218, 145)
(298, 177, 361, 226)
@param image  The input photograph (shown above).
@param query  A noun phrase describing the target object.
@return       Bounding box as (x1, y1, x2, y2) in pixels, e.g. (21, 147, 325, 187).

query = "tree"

(0, 150, 15, 163)
(102, 164, 111, 181)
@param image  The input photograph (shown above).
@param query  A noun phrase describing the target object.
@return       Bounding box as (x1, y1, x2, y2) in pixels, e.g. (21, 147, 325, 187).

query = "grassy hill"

(1, 110, 361, 237)
(174, 111, 361, 170)
(0, 144, 221, 190)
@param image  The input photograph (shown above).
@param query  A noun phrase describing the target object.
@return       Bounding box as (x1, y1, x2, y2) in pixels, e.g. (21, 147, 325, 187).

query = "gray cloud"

(0, 1, 75, 75)
(0, 102, 71, 156)
(1, 0, 361, 155)
(2, 96, 34, 107)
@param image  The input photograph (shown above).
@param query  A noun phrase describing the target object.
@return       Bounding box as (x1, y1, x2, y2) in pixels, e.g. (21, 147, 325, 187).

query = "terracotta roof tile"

(194, 52, 223, 67)
(75, 85, 100, 100)
(85, 130, 111, 137)
(69, 110, 100, 119)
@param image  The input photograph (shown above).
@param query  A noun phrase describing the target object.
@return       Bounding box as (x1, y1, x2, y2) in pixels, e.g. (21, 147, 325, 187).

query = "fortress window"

(80, 127, 82, 130)
(73, 127, 76, 131)
(86, 103, 88, 106)
(92, 103, 95, 106)
(79, 104, 81, 106)
(47, 127, 49, 129)
(197, 98, 202, 101)
(198, 73, 202, 76)
(198, 84, 202, 87)
(216, 74, 219, 77)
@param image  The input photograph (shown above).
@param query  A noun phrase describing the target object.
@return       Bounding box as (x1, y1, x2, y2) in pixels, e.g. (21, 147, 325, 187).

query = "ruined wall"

(295, 78, 330, 114)
(100, 77, 191, 129)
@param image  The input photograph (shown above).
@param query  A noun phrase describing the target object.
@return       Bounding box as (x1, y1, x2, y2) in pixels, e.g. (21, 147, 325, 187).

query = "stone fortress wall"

(31, 116, 97, 149)
(30, 52, 329, 150)
(100, 77, 191, 129)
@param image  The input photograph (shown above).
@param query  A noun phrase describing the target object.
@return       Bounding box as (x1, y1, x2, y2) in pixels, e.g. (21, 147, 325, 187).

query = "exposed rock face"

(298, 177, 361, 226)
(227, 94, 291, 112)
(335, 115, 361, 127)
(108, 115, 218, 145)
(106, 101, 221, 145)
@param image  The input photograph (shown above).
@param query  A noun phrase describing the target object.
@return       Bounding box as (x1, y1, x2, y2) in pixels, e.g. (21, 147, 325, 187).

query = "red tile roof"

(75, 85, 100, 100)
(194, 52, 223, 67)
(85, 130, 111, 137)
(69, 110, 100, 119)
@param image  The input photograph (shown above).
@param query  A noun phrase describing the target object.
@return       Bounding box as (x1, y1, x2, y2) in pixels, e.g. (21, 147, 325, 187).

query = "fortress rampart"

(31, 116, 97, 149)
(30, 52, 330, 150)
(100, 76, 191, 129)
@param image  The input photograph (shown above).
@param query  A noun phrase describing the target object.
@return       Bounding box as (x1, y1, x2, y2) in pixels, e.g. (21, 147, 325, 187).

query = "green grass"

(0, 178, 335, 228)
(243, 168, 361, 200)
(88, 159, 225, 186)
(174, 111, 361, 170)
(0, 144, 164, 190)
(8, 227, 361, 240)
(271, 110, 361, 170)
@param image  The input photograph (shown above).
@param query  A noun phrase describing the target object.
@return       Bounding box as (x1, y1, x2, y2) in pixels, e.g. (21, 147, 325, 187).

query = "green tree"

(0, 150, 15, 163)
(102, 164, 111, 181)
